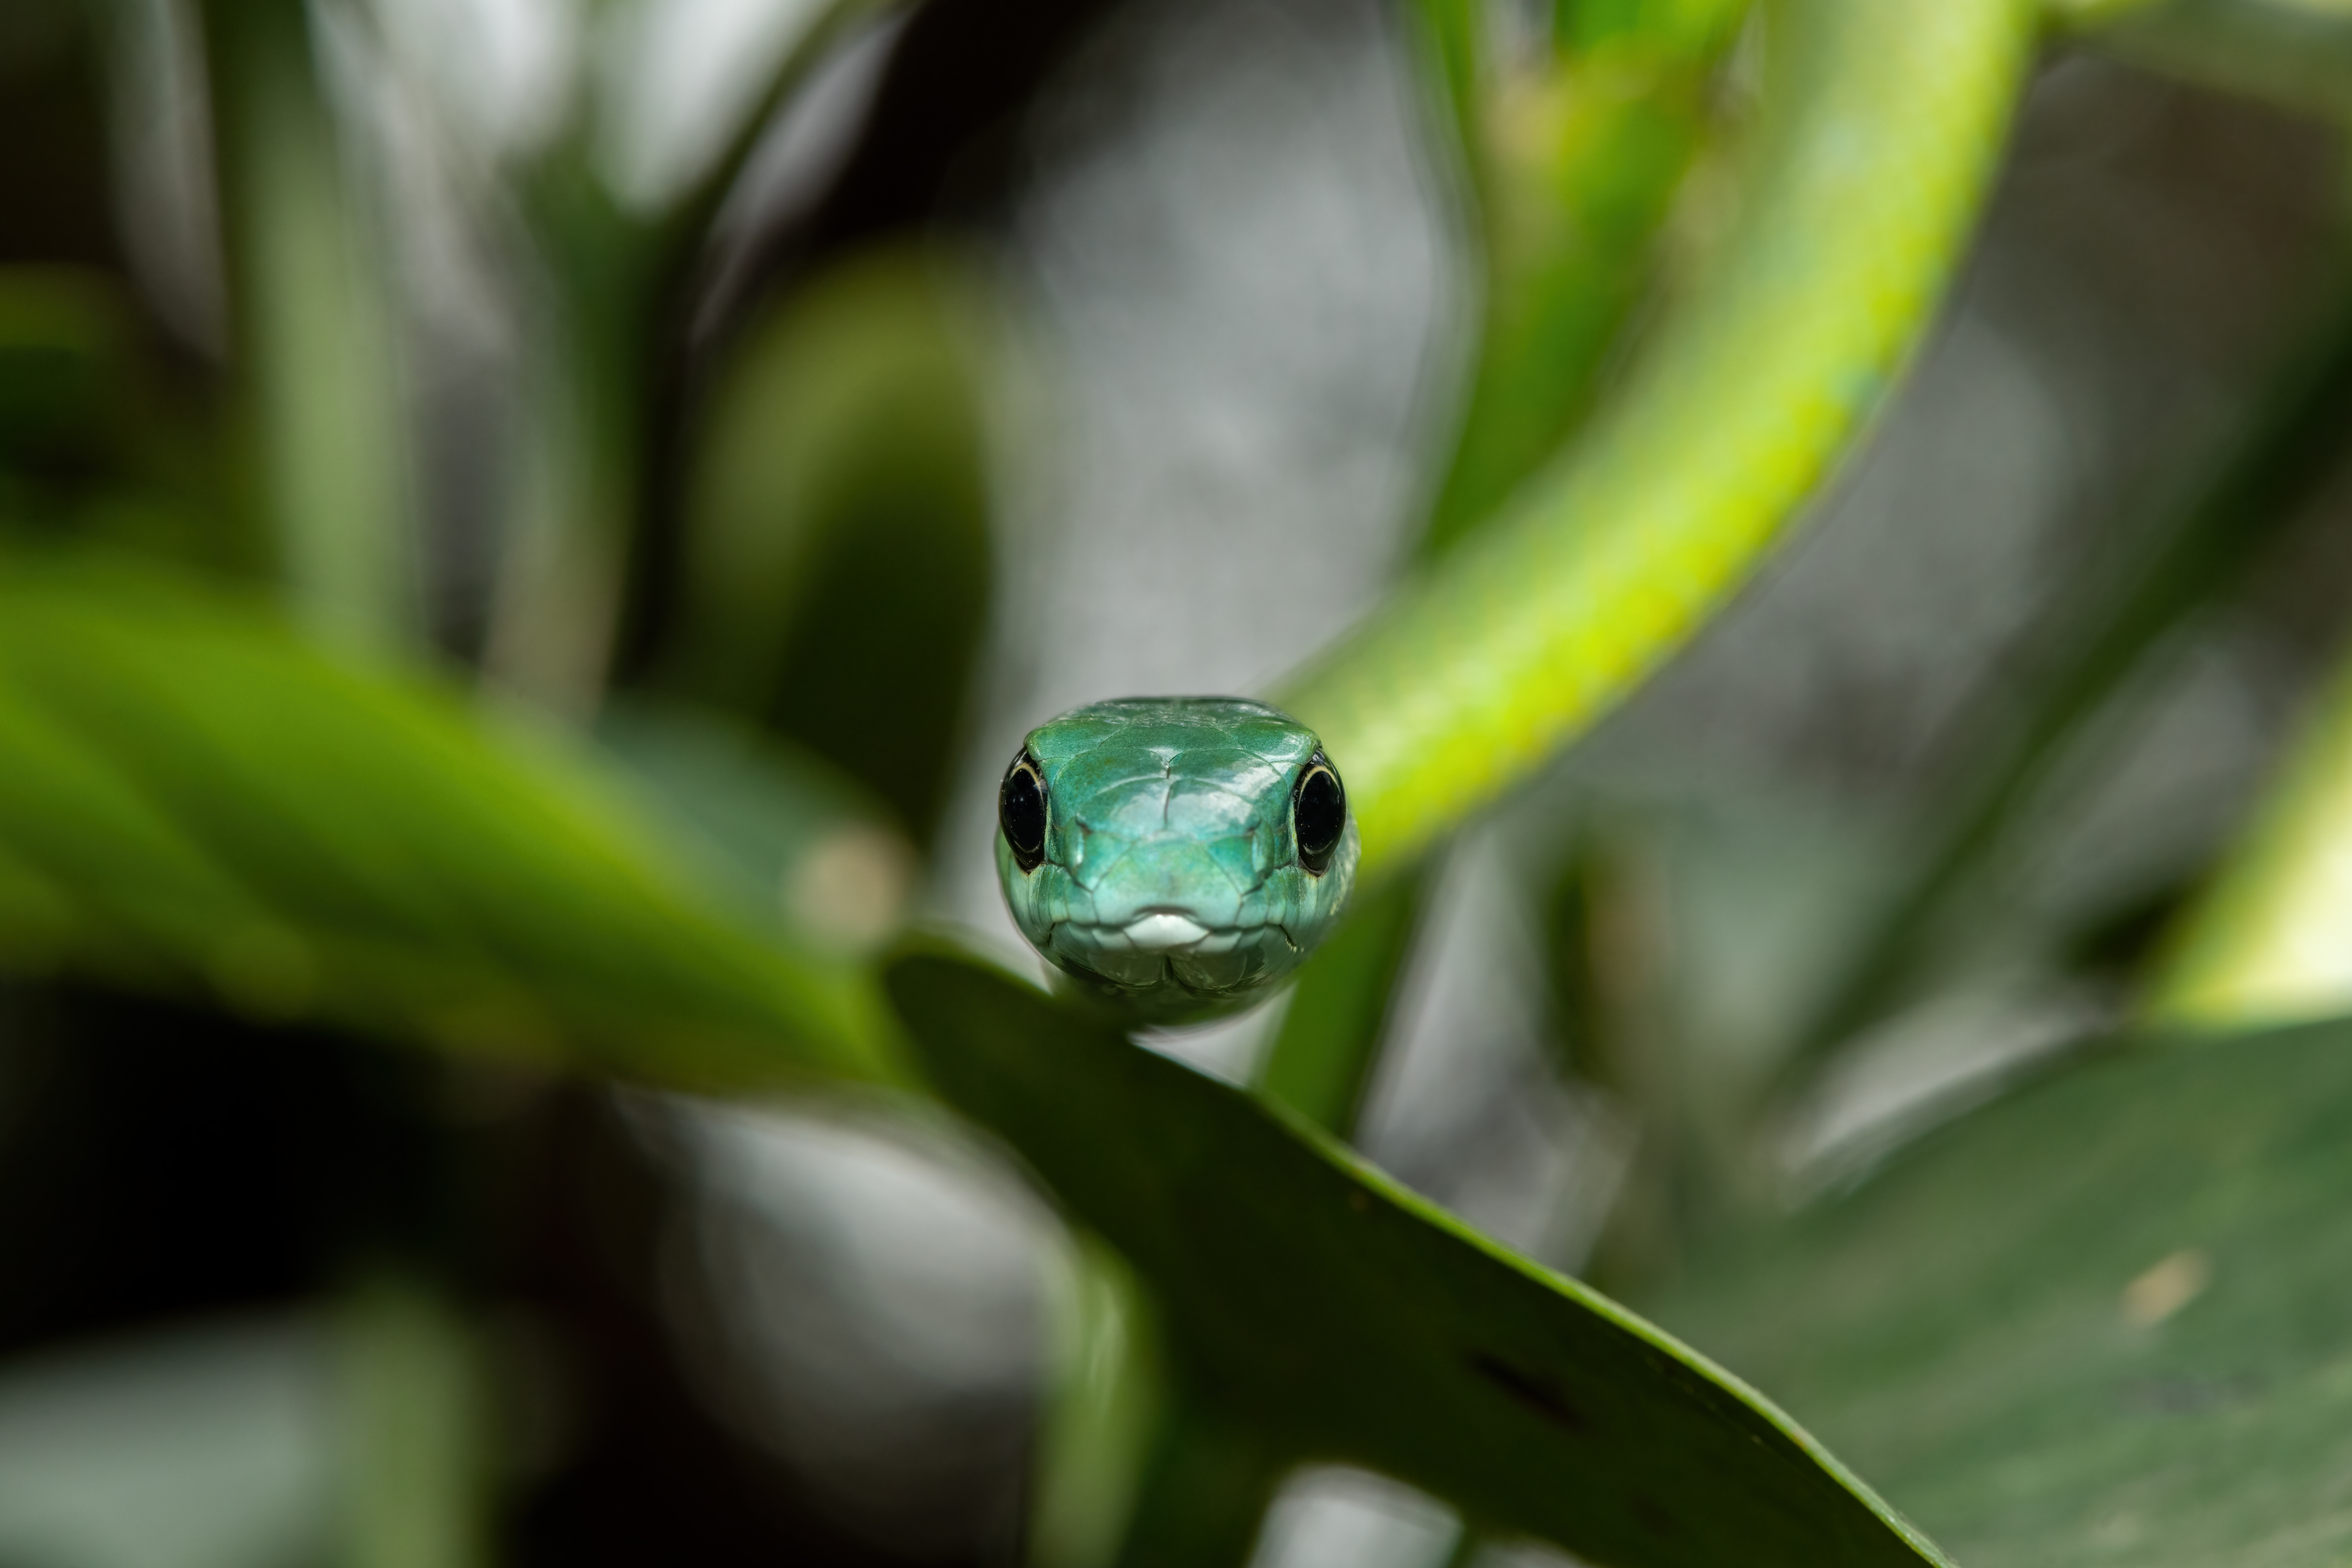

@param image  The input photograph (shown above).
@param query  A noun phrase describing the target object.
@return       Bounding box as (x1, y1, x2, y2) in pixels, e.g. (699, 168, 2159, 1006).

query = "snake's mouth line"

(1050, 911, 1295, 958)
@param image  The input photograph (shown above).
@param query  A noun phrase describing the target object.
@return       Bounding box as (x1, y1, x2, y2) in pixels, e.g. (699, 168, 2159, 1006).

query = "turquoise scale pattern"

(996, 697, 1359, 1021)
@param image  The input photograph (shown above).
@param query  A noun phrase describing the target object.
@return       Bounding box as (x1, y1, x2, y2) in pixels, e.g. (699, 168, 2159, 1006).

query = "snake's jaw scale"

(995, 696, 1357, 1023)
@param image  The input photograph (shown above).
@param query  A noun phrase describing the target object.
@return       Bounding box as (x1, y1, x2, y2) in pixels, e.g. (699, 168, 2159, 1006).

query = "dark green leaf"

(884, 947, 1948, 1568)
(1253, 864, 1427, 1136)
(1650, 1020, 2352, 1568)
(0, 267, 122, 463)
(0, 550, 896, 1090)
(1410, 0, 1746, 561)
(595, 700, 914, 954)
(662, 245, 993, 845)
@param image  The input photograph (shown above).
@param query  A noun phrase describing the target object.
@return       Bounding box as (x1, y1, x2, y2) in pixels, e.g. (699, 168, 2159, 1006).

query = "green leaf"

(884, 947, 1948, 1568)
(0, 267, 124, 465)
(203, 0, 420, 652)
(1648, 1019, 2352, 1568)
(2151, 610, 2352, 1030)
(1253, 864, 1428, 1136)
(1414, 0, 1746, 561)
(594, 700, 915, 954)
(661, 244, 994, 846)
(337, 1275, 491, 1568)
(0, 550, 895, 1089)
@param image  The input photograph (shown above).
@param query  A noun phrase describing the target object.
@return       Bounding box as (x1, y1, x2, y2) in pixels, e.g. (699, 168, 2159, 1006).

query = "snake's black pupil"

(1294, 758, 1345, 875)
(999, 754, 1048, 872)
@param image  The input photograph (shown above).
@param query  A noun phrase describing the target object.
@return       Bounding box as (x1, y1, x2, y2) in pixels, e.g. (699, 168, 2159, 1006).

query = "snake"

(996, 698, 1356, 1020)
(995, 0, 2041, 1018)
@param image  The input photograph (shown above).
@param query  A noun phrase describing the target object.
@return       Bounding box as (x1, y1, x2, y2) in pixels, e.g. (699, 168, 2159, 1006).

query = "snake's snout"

(1061, 907, 1243, 956)
(1077, 836, 1247, 933)
(1119, 911, 1214, 952)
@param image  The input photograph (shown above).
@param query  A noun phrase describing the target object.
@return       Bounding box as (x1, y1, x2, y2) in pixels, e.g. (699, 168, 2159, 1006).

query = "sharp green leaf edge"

(1648, 1019, 2352, 1568)
(886, 949, 1950, 1568)
(0, 552, 895, 1090)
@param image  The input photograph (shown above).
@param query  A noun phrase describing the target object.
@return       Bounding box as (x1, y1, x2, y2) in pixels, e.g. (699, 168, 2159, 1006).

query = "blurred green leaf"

(1418, 0, 1746, 559)
(2152, 539, 2352, 1028)
(1114, 1391, 1285, 1568)
(0, 549, 895, 1090)
(1282, 0, 2037, 876)
(0, 267, 122, 466)
(1254, 865, 1427, 1136)
(1029, 1238, 1165, 1568)
(885, 947, 1951, 1568)
(662, 245, 994, 845)
(2092, 0, 2352, 121)
(337, 1275, 489, 1568)
(2152, 671, 2352, 1024)
(202, 0, 419, 652)
(1780, 280, 2352, 1091)
(1650, 1018, 2352, 1568)
(486, 0, 896, 709)
(596, 699, 917, 954)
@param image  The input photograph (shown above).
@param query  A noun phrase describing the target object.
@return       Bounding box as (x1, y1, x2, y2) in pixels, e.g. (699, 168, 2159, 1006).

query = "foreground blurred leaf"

(1650, 1019, 2352, 1568)
(596, 701, 916, 955)
(885, 948, 1948, 1568)
(0, 551, 892, 1088)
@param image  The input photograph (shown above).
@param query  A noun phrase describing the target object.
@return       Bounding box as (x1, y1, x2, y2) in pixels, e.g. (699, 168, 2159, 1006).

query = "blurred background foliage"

(13, 0, 2352, 1563)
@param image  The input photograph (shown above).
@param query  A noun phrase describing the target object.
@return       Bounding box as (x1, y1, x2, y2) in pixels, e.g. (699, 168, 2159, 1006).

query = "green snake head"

(994, 697, 1357, 1021)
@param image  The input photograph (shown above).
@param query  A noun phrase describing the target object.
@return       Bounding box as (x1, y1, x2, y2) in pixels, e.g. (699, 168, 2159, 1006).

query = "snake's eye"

(1293, 753, 1345, 875)
(999, 750, 1049, 873)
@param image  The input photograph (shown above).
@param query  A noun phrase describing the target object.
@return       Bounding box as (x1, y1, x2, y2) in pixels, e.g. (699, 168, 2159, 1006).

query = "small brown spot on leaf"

(2123, 1249, 2210, 1327)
